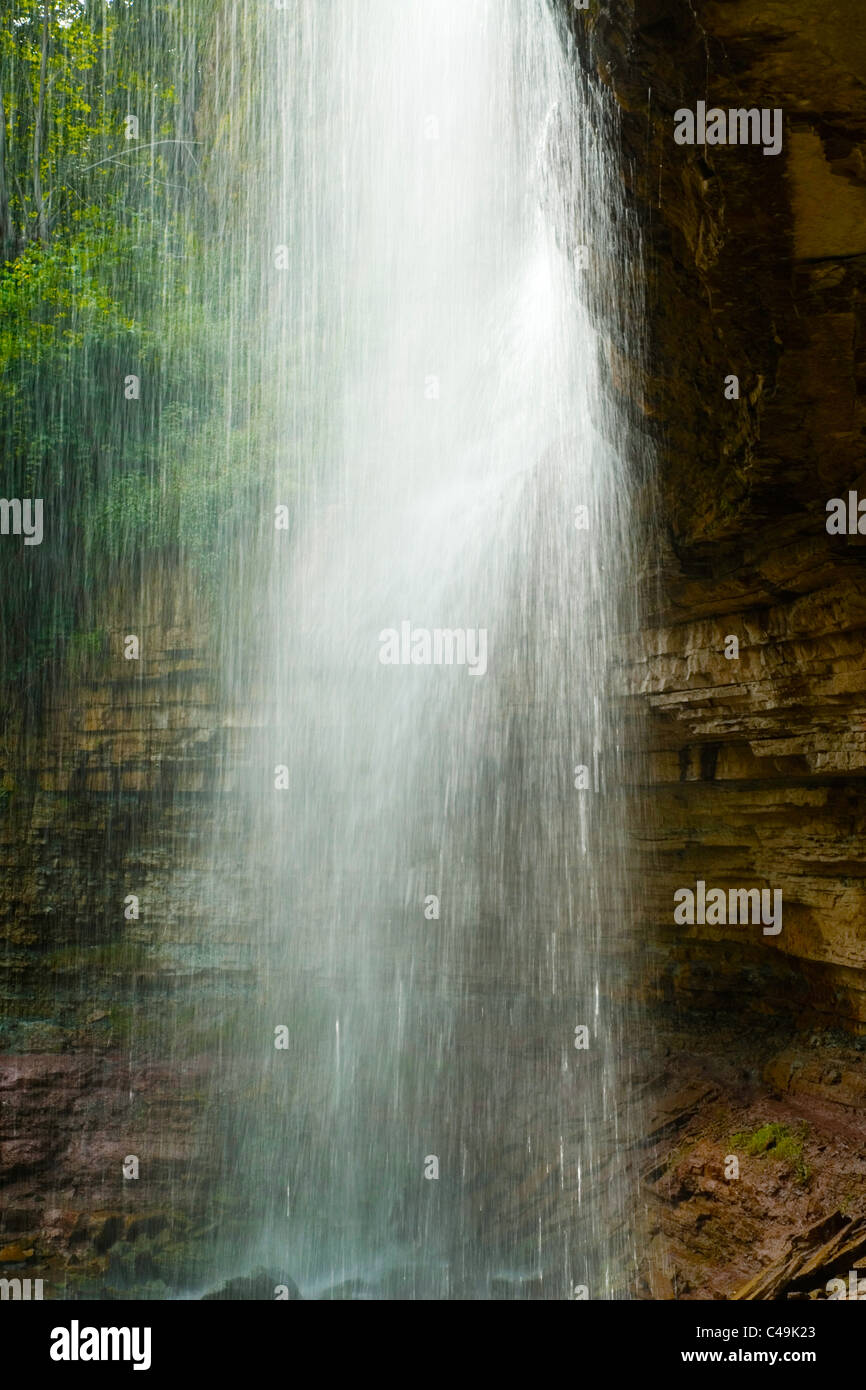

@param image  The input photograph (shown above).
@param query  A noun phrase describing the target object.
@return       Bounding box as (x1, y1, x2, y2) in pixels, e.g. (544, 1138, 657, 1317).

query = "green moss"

(730, 1122, 811, 1184)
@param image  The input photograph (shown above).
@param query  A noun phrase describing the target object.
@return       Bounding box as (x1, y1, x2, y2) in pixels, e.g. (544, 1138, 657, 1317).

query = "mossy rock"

(730, 1122, 811, 1183)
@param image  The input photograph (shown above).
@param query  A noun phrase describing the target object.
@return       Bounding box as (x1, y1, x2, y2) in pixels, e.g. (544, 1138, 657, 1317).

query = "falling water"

(197, 0, 645, 1301)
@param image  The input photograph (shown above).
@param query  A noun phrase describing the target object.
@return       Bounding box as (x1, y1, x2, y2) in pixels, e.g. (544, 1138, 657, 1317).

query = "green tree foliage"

(0, 2, 270, 696)
(1, 0, 199, 252)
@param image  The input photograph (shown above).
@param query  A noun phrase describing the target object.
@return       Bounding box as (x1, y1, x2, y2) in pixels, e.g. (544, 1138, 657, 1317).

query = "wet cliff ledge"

(563, 0, 866, 1027)
(559, 0, 866, 1298)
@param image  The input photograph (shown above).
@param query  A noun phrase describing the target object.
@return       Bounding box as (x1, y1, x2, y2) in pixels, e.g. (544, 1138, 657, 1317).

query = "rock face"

(0, 563, 228, 1297)
(559, 0, 866, 1027)
(549, 0, 866, 1299)
(0, 1054, 214, 1298)
(0, 560, 219, 1053)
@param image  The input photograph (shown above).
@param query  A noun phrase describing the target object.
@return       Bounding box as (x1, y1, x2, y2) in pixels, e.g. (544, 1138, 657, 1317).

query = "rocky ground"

(638, 1014, 866, 1299)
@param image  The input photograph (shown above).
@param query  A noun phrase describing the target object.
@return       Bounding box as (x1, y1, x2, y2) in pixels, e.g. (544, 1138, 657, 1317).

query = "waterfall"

(199, 0, 644, 1301)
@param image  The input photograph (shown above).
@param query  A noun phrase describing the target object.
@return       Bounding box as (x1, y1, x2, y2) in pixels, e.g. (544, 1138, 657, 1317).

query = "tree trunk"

(0, 94, 11, 257)
(32, 1, 49, 245)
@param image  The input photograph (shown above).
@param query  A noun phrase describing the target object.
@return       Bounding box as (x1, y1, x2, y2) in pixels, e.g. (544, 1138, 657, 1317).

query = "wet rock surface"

(554, 0, 866, 1026)
(201, 1269, 302, 1301)
(638, 1017, 866, 1299)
